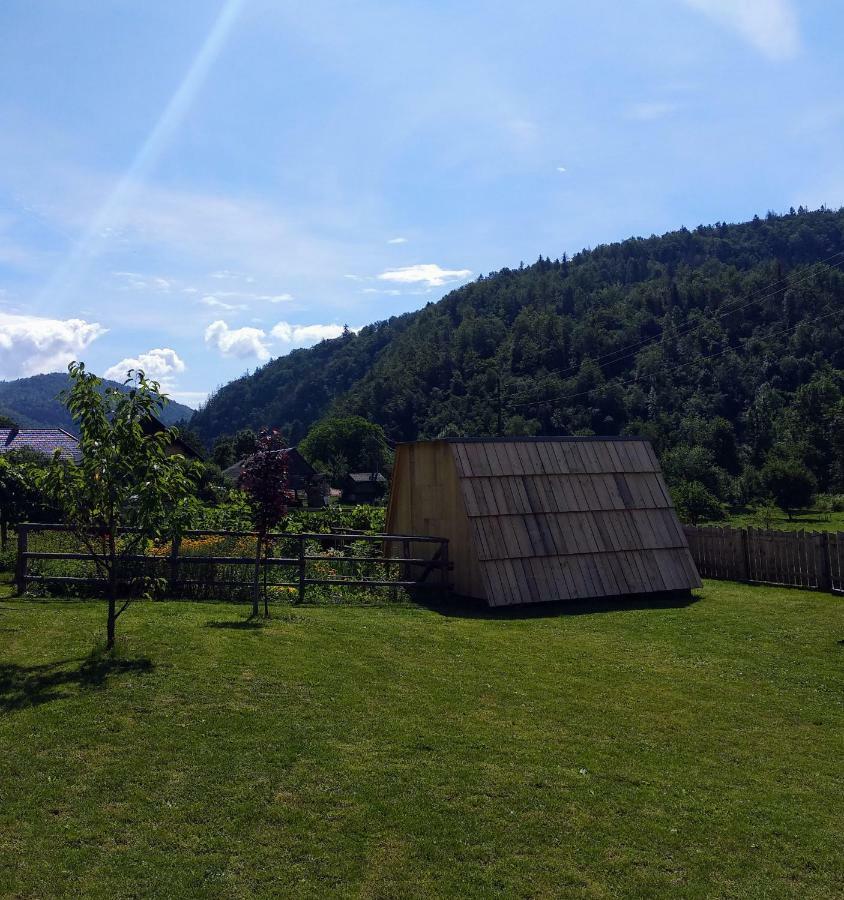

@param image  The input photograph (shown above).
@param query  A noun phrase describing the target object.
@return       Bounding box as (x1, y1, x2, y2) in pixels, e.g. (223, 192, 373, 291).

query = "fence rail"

(15, 524, 451, 604)
(684, 525, 844, 594)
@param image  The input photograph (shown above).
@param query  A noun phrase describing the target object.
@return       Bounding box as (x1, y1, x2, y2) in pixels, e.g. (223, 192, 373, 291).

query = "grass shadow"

(0, 653, 154, 712)
(204, 619, 267, 630)
(418, 589, 700, 620)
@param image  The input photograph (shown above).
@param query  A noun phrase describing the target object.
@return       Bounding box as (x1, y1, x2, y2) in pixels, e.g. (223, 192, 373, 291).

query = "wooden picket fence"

(684, 525, 844, 593)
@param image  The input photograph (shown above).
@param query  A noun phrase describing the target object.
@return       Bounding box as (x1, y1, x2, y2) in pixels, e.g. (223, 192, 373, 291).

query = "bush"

(761, 457, 816, 519)
(816, 493, 844, 514)
(670, 480, 725, 525)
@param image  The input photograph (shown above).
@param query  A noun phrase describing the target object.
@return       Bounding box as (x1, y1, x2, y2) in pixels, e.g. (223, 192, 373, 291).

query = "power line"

(507, 302, 844, 412)
(507, 250, 844, 388)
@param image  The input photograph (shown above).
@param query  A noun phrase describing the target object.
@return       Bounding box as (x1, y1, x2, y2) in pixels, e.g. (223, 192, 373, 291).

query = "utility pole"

(497, 372, 503, 436)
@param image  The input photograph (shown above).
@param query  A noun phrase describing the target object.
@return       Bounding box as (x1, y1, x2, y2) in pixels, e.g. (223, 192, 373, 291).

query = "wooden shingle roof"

(447, 438, 699, 606)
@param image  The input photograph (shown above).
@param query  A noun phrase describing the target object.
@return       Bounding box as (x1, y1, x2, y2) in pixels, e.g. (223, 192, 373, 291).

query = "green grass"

(710, 507, 844, 532)
(1, 582, 842, 898)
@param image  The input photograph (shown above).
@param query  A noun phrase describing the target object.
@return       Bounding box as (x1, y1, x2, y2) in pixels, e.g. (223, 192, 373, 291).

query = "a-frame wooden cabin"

(387, 437, 700, 607)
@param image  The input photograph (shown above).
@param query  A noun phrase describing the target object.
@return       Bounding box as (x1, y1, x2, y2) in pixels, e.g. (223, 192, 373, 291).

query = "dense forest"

(191, 208, 844, 506)
(0, 373, 194, 431)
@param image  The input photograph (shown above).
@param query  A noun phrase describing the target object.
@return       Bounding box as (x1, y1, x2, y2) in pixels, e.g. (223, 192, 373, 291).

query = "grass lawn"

(710, 507, 844, 532)
(1, 581, 842, 898)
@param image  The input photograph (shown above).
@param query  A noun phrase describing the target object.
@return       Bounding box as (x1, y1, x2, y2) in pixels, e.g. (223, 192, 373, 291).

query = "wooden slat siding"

(683, 524, 844, 591)
(585, 441, 607, 474)
(582, 440, 604, 474)
(660, 550, 687, 590)
(586, 473, 610, 511)
(642, 546, 670, 590)
(674, 547, 698, 588)
(616, 440, 639, 473)
(601, 439, 622, 474)
(453, 442, 472, 478)
(832, 534, 844, 593)
(393, 437, 697, 606)
(616, 439, 640, 473)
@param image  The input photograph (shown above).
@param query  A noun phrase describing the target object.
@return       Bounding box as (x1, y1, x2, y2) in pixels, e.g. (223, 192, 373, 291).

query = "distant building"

(0, 418, 200, 465)
(141, 415, 203, 459)
(223, 447, 329, 507)
(341, 472, 387, 505)
(0, 427, 81, 463)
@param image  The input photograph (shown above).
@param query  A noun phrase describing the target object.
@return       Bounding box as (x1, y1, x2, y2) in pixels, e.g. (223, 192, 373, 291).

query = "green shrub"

(761, 457, 816, 520)
(670, 480, 725, 525)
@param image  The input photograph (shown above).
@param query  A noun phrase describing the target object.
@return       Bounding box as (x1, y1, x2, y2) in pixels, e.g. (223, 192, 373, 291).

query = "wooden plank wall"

(684, 524, 844, 593)
(386, 442, 482, 597)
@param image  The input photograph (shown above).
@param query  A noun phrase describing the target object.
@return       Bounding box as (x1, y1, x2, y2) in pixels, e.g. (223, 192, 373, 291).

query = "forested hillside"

(192, 208, 844, 502)
(0, 373, 194, 431)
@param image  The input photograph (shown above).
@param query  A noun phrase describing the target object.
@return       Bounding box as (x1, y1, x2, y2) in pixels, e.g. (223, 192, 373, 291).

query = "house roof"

(0, 428, 82, 463)
(140, 415, 203, 459)
(346, 472, 387, 484)
(223, 447, 315, 485)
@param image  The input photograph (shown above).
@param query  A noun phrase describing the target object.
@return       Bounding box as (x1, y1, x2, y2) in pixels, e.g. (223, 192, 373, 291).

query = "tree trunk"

(252, 533, 263, 617)
(1, 518, 7, 552)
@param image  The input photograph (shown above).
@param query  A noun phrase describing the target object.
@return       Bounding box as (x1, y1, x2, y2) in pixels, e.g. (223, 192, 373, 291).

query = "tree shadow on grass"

(418, 589, 700, 620)
(0, 654, 153, 712)
(204, 619, 267, 630)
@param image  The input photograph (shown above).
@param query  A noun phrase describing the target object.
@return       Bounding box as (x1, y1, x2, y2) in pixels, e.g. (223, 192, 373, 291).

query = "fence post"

(297, 535, 306, 604)
(167, 533, 181, 599)
(740, 527, 751, 583)
(15, 524, 28, 595)
(817, 532, 832, 593)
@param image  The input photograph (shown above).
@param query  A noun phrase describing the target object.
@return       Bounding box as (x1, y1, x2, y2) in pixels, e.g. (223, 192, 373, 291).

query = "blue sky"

(1, 0, 842, 407)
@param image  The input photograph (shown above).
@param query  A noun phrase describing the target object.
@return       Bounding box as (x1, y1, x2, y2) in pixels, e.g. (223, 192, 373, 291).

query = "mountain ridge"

(191, 208, 844, 470)
(0, 372, 195, 432)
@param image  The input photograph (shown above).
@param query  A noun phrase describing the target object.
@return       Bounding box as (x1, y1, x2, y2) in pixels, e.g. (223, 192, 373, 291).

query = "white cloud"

(113, 271, 172, 291)
(387, 236, 408, 244)
(204, 320, 271, 360)
(626, 101, 680, 122)
(271, 321, 347, 345)
(0, 312, 106, 379)
(200, 295, 246, 311)
(259, 293, 293, 303)
(681, 0, 800, 60)
(556, 166, 567, 173)
(104, 348, 186, 385)
(377, 263, 472, 288)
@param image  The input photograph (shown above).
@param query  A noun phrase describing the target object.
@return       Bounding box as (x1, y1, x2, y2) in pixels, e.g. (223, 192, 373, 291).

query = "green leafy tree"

(761, 457, 816, 520)
(299, 416, 389, 478)
(0, 455, 34, 550)
(670, 480, 724, 525)
(233, 428, 258, 458)
(661, 444, 724, 497)
(211, 435, 236, 469)
(40, 363, 199, 649)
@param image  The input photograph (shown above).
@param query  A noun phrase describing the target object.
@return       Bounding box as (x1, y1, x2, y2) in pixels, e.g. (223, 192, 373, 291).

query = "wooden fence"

(684, 525, 844, 593)
(15, 524, 451, 604)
